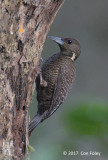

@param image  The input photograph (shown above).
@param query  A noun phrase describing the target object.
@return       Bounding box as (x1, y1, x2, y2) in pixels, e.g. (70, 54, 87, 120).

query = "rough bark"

(0, 0, 65, 159)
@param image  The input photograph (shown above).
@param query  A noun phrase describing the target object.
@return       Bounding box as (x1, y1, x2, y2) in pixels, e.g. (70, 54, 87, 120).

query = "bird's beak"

(48, 36, 64, 45)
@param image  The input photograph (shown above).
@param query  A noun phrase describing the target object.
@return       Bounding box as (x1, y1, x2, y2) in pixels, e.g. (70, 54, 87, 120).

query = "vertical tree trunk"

(0, 0, 65, 159)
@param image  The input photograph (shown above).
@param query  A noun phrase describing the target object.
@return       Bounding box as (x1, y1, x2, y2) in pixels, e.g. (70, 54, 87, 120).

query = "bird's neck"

(60, 51, 76, 61)
(71, 52, 76, 61)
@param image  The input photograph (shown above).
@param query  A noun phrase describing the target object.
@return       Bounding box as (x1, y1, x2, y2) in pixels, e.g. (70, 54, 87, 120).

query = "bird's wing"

(47, 64, 75, 118)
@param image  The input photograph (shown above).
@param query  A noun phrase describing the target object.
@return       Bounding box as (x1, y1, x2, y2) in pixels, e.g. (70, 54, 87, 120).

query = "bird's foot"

(38, 57, 48, 87)
(39, 70, 48, 87)
(40, 79, 47, 87)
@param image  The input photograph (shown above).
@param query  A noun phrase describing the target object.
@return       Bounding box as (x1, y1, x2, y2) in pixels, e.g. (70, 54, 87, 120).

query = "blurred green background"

(29, 0, 108, 160)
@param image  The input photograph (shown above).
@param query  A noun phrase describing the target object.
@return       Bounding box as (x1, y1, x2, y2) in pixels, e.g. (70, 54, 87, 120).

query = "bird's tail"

(29, 114, 41, 136)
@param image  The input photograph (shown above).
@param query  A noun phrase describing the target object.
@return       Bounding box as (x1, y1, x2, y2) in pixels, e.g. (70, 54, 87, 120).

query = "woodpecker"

(29, 36, 81, 135)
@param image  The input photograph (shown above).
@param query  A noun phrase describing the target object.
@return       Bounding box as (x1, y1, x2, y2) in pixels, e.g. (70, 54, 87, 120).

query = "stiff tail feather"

(29, 114, 41, 136)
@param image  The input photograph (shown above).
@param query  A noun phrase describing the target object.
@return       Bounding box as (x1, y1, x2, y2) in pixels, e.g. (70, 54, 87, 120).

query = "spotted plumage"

(29, 36, 81, 135)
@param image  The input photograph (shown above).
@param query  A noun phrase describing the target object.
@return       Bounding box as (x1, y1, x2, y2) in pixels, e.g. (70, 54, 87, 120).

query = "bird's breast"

(42, 54, 75, 87)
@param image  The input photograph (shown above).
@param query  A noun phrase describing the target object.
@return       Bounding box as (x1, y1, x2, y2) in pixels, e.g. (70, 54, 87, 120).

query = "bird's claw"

(40, 79, 47, 87)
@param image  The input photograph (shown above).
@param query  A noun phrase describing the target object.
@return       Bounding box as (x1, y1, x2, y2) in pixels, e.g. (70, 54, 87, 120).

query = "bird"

(29, 36, 81, 135)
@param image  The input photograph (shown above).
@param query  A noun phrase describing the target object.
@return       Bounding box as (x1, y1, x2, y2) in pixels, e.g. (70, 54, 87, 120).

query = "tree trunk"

(0, 0, 65, 159)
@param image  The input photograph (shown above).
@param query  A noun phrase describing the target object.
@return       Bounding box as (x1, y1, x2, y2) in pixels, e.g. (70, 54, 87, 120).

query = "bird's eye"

(67, 40, 72, 44)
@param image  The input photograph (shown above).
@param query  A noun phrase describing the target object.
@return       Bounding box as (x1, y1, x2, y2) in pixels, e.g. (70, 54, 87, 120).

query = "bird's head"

(48, 36, 81, 61)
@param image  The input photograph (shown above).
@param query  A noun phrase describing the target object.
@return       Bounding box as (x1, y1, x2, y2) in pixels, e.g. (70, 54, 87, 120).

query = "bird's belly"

(37, 66, 59, 114)
(43, 63, 59, 88)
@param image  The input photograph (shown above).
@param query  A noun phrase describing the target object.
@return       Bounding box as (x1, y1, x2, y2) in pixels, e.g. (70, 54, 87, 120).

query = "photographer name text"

(63, 150, 101, 156)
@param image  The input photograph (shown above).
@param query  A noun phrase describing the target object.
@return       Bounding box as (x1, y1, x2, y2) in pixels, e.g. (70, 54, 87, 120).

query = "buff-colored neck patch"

(71, 52, 76, 61)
